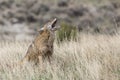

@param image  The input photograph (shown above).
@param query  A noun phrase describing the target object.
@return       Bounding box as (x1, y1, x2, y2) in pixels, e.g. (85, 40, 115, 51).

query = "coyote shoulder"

(20, 18, 59, 65)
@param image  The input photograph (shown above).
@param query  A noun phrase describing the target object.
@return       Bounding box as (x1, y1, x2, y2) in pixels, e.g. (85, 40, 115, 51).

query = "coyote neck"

(34, 30, 55, 47)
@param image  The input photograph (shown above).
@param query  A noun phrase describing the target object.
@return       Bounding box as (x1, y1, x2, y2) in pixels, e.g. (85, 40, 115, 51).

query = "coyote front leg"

(38, 55, 43, 69)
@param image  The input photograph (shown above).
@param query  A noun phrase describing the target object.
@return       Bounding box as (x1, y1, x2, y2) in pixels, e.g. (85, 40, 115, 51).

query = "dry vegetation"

(0, 34, 120, 80)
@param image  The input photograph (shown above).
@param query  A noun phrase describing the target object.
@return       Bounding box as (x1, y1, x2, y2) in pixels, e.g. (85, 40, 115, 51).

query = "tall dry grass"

(0, 34, 120, 80)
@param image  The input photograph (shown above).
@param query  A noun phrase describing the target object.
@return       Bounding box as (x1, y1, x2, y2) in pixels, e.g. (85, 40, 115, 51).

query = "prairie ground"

(0, 34, 120, 80)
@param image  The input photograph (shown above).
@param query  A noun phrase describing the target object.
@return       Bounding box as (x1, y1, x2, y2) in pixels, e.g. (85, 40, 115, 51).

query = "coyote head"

(39, 18, 60, 33)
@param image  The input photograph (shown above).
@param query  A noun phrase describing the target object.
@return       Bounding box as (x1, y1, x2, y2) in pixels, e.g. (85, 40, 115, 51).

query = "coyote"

(20, 18, 59, 65)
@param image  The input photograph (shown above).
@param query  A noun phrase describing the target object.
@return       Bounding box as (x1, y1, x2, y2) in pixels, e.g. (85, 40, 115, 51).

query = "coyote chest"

(34, 30, 55, 56)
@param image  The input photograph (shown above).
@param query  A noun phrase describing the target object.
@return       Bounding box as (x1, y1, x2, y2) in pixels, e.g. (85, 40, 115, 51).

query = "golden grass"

(0, 34, 120, 80)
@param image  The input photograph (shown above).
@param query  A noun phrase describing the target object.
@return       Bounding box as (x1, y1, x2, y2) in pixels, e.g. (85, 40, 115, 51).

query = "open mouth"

(51, 18, 57, 28)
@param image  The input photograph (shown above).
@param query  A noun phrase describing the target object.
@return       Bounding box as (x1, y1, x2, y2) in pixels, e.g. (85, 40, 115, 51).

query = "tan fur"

(20, 18, 58, 65)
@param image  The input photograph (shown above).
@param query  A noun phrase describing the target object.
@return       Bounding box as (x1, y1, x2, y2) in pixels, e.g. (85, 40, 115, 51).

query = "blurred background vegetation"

(57, 22, 77, 42)
(0, 0, 120, 41)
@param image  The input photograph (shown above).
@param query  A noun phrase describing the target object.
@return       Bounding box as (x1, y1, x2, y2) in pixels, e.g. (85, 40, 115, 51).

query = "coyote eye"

(48, 25, 52, 29)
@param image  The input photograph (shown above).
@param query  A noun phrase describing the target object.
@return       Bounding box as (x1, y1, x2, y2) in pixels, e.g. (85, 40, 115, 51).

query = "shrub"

(56, 22, 77, 42)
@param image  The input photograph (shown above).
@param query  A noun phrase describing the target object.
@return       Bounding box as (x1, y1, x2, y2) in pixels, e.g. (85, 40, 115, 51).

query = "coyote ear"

(38, 27, 44, 34)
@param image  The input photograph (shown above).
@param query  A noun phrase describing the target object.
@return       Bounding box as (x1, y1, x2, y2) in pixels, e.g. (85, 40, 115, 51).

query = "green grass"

(56, 22, 77, 42)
